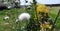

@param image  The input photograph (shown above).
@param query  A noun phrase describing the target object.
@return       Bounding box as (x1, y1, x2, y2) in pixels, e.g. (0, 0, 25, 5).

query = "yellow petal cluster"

(36, 4, 49, 13)
(40, 23, 52, 29)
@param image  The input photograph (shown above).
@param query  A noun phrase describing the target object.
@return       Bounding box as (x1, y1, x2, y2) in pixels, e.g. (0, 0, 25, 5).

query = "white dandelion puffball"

(18, 13, 31, 21)
(4, 16, 9, 20)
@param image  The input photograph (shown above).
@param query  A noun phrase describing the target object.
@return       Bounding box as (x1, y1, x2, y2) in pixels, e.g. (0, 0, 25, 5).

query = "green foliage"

(0, 7, 60, 31)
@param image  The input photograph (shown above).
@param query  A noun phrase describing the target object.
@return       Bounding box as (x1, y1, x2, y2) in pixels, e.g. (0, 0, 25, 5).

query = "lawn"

(0, 8, 26, 31)
(0, 7, 60, 31)
(50, 7, 60, 31)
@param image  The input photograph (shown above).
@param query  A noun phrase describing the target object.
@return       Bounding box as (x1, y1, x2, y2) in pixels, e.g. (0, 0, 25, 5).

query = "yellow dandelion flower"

(36, 4, 49, 13)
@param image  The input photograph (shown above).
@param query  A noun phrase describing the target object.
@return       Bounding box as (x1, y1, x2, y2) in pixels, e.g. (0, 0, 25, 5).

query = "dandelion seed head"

(18, 13, 31, 21)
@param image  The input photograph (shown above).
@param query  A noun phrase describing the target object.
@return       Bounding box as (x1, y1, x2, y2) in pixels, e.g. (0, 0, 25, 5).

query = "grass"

(50, 7, 60, 31)
(0, 7, 60, 31)
(0, 8, 26, 31)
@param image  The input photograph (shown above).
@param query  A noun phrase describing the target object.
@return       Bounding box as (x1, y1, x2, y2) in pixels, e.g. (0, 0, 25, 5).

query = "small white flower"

(8, 6, 11, 9)
(4, 16, 9, 20)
